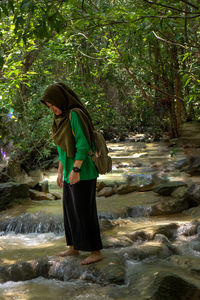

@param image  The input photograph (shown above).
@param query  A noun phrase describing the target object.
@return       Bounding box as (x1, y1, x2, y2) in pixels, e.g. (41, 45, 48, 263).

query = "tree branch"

(179, 0, 199, 10)
(143, 0, 195, 14)
(147, 82, 185, 103)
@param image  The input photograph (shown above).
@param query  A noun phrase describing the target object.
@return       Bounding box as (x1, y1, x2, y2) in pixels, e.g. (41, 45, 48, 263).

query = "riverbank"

(1, 136, 200, 299)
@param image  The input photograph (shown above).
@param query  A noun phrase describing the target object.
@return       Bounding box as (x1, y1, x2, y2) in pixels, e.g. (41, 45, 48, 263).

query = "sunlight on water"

(0, 278, 112, 300)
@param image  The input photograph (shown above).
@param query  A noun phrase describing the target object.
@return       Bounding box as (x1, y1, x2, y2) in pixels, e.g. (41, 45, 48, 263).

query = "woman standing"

(41, 82, 103, 265)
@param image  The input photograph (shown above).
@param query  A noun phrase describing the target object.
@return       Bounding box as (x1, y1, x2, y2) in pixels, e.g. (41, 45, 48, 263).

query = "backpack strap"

(70, 110, 95, 157)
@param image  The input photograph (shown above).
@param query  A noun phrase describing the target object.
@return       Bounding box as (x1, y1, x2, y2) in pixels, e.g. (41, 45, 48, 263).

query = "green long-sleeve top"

(57, 110, 99, 183)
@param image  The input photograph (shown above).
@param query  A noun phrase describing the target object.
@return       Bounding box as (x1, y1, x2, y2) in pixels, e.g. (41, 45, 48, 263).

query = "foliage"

(0, 0, 200, 165)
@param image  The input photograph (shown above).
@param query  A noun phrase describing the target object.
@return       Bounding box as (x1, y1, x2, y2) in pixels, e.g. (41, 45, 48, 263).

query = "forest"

(0, 0, 200, 167)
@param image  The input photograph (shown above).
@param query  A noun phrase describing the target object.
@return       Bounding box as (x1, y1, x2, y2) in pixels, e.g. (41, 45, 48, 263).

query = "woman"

(41, 82, 103, 265)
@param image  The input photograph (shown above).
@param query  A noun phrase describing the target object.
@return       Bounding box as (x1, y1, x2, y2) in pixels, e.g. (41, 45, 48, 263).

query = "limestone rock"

(151, 272, 200, 300)
(0, 171, 11, 183)
(97, 186, 114, 197)
(115, 184, 137, 195)
(49, 251, 125, 285)
(96, 181, 106, 192)
(171, 186, 188, 199)
(154, 223, 179, 240)
(176, 156, 200, 175)
(0, 252, 124, 285)
(51, 191, 62, 199)
(0, 182, 30, 211)
(117, 240, 173, 260)
(153, 181, 187, 196)
(124, 173, 156, 192)
(151, 197, 189, 215)
(29, 189, 56, 201)
(183, 184, 200, 206)
(0, 258, 50, 283)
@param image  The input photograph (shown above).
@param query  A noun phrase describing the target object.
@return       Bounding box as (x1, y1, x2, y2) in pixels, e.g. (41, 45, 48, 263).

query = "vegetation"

(0, 0, 200, 167)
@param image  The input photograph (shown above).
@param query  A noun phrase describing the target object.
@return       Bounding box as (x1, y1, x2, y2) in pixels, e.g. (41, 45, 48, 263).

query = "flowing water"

(1, 137, 200, 299)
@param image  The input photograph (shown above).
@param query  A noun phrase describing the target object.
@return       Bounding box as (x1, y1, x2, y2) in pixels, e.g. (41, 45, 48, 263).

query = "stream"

(1, 137, 200, 300)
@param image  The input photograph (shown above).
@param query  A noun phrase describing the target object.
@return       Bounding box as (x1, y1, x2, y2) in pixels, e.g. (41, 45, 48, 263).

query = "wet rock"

(154, 223, 178, 240)
(171, 186, 188, 199)
(49, 251, 125, 285)
(183, 205, 200, 218)
(153, 234, 179, 255)
(183, 184, 200, 207)
(6, 161, 43, 188)
(103, 235, 133, 248)
(124, 173, 156, 192)
(97, 186, 114, 197)
(0, 170, 11, 183)
(151, 272, 200, 300)
(29, 189, 56, 201)
(0, 182, 30, 211)
(116, 240, 173, 261)
(176, 156, 200, 175)
(115, 184, 137, 195)
(99, 219, 115, 232)
(0, 252, 125, 285)
(177, 221, 200, 236)
(0, 258, 50, 283)
(153, 181, 187, 196)
(51, 191, 62, 199)
(151, 197, 189, 215)
(96, 181, 107, 192)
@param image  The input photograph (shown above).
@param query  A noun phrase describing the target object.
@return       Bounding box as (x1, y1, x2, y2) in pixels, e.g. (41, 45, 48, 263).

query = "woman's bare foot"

(56, 246, 80, 257)
(81, 251, 103, 265)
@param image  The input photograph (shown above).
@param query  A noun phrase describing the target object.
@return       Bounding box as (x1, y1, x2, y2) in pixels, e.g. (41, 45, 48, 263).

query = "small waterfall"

(0, 212, 64, 234)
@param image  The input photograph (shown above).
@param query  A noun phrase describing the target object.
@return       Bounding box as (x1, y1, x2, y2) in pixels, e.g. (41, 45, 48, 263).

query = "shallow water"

(0, 278, 112, 300)
(1, 139, 200, 299)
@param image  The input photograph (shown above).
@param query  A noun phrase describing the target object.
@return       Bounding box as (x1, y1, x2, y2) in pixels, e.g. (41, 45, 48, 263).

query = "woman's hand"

(69, 170, 80, 185)
(57, 172, 63, 188)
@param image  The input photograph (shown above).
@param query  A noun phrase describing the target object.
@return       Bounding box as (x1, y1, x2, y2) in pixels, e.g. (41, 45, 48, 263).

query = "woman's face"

(45, 101, 62, 115)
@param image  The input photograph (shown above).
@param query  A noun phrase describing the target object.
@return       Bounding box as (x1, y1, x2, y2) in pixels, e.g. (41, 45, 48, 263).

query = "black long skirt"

(62, 179, 103, 251)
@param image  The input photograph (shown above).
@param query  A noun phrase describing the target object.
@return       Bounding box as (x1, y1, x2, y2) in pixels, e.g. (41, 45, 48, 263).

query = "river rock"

(29, 189, 56, 200)
(0, 170, 11, 183)
(151, 197, 189, 216)
(103, 235, 134, 248)
(51, 191, 62, 199)
(96, 181, 107, 192)
(171, 186, 188, 199)
(154, 223, 178, 240)
(177, 221, 200, 236)
(115, 183, 137, 195)
(97, 186, 114, 197)
(0, 258, 50, 283)
(183, 184, 200, 207)
(176, 156, 200, 175)
(49, 251, 125, 285)
(116, 240, 173, 261)
(153, 181, 187, 196)
(124, 173, 156, 192)
(0, 182, 30, 211)
(183, 206, 200, 218)
(151, 272, 200, 300)
(0, 251, 125, 285)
